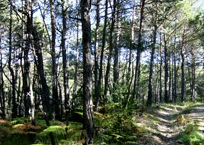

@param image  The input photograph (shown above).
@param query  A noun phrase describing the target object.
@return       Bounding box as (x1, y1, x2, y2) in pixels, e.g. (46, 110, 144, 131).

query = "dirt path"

(137, 104, 204, 145)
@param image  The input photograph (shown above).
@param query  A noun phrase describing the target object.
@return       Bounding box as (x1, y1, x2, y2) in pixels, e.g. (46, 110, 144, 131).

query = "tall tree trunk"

(29, 66, 35, 125)
(8, 5, 17, 119)
(113, 0, 121, 88)
(95, 0, 108, 111)
(180, 28, 186, 102)
(172, 37, 177, 102)
(125, 0, 136, 108)
(0, 28, 5, 119)
(190, 49, 196, 102)
(94, 0, 100, 108)
(81, 0, 94, 144)
(164, 34, 169, 103)
(23, 0, 31, 117)
(147, 3, 157, 106)
(61, 0, 69, 125)
(159, 33, 163, 103)
(104, 0, 116, 97)
(25, 2, 56, 143)
(133, 0, 145, 100)
(50, 0, 59, 120)
(73, 1, 79, 94)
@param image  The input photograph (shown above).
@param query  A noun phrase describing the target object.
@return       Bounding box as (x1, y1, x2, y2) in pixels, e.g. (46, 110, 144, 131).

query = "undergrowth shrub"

(179, 121, 204, 145)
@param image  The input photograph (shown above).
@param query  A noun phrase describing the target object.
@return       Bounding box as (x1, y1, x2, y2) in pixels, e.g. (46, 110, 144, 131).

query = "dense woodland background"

(0, 0, 204, 144)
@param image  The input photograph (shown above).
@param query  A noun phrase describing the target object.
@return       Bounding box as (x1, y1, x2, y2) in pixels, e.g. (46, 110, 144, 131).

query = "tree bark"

(61, 0, 69, 125)
(95, 0, 108, 111)
(113, 0, 121, 88)
(81, 0, 94, 144)
(147, 2, 157, 106)
(94, 0, 100, 110)
(50, 0, 60, 120)
(0, 28, 5, 119)
(164, 34, 169, 103)
(104, 0, 116, 97)
(8, 5, 17, 119)
(133, 0, 145, 100)
(180, 28, 186, 102)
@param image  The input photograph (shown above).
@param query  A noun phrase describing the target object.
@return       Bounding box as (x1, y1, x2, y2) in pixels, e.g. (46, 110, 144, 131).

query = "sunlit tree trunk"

(81, 0, 94, 144)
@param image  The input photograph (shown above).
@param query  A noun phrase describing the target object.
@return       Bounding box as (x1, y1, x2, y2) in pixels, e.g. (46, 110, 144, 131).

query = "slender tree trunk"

(73, 8, 79, 94)
(29, 66, 35, 125)
(94, 0, 100, 110)
(49, 0, 59, 120)
(95, 0, 108, 111)
(81, 0, 94, 144)
(8, 5, 17, 119)
(125, 0, 136, 108)
(190, 49, 196, 102)
(113, 0, 121, 88)
(173, 38, 177, 102)
(180, 28, 186, 103)
(164, 34, 169, 103)
(147, 4, 157, 106)
(0, 29, 5, 119)
(159, 33, 163, 103)
(61, 0, 69, 125)
(23, 0, 31, 117)
(133, 0, 145, 100)
(104, 0, 116, 97)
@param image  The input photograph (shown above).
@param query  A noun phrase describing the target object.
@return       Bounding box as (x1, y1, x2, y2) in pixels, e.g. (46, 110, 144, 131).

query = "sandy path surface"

(137, 104, 204, 145)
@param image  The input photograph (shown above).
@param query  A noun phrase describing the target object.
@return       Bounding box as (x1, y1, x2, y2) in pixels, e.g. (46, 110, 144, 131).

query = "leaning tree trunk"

(81, 0, 94, 144)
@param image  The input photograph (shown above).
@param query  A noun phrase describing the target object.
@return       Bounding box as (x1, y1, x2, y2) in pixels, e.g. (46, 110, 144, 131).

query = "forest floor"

(136, 103, 204, 145)
(1, 103, 204, 145)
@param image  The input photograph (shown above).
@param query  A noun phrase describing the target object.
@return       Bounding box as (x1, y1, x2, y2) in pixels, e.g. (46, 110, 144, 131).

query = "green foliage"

(94, 103, 148, 144)
(37, 126, 66, 143)
(10, 117, 30, 125)
(1, 133, 35, 145)
(179, 122, 204, 145)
